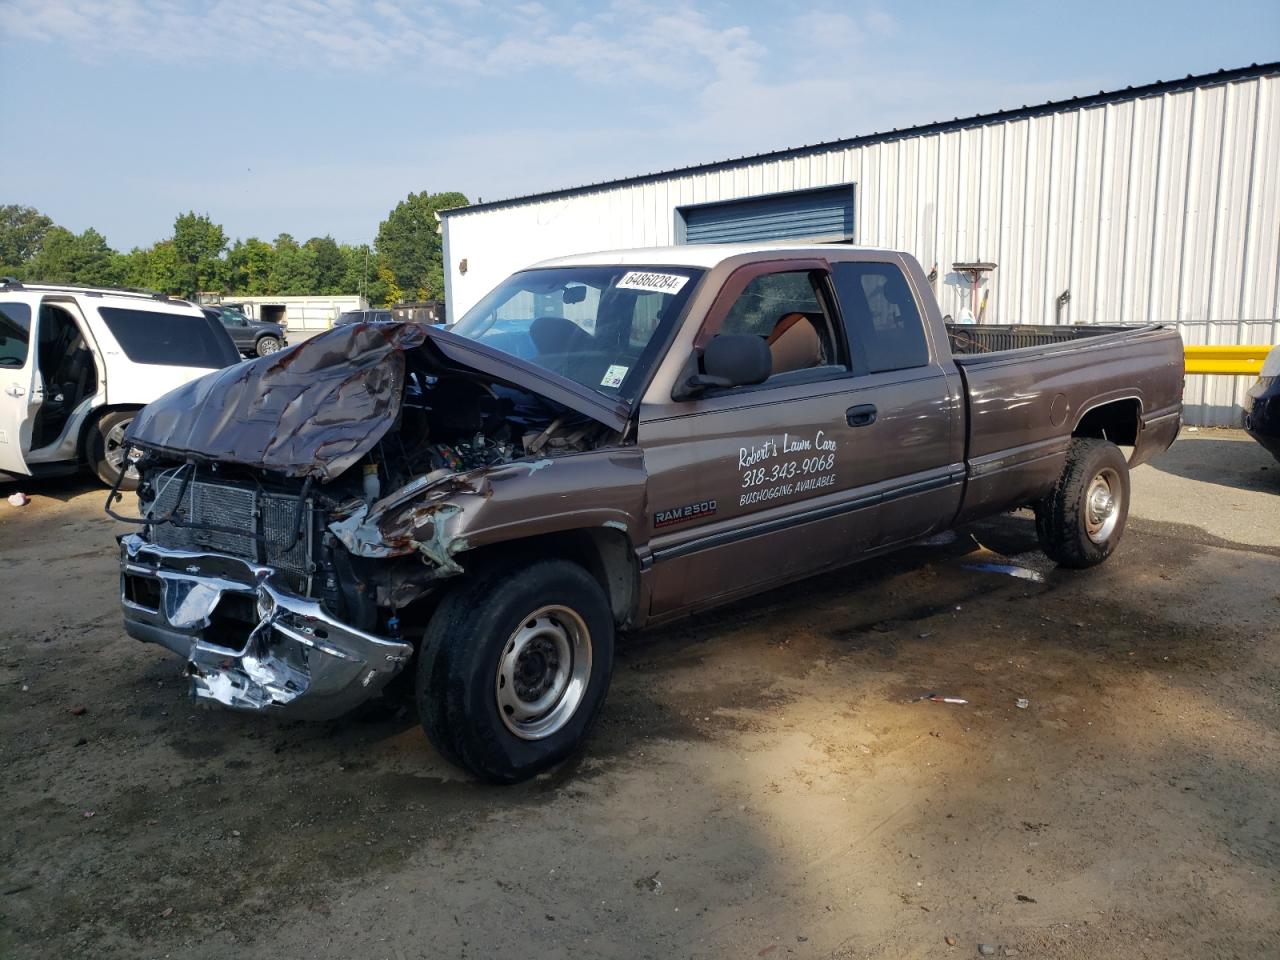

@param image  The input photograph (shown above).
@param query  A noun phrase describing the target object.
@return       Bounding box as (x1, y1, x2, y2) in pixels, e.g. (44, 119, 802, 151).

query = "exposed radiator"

(148, 467, 315, 591)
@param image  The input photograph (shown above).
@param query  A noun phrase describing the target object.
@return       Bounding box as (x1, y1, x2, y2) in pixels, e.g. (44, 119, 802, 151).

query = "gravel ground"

(1, 429, 1276, 960)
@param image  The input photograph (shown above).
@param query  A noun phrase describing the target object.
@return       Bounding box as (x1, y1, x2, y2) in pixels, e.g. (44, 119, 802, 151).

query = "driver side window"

(718, 270, 845, 381)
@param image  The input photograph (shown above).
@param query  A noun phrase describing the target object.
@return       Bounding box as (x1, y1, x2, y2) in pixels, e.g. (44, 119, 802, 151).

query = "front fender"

(327, 448, 649, 571)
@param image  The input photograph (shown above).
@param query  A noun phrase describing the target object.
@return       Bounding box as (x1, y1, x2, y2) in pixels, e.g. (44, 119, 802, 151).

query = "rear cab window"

(98, 306, 240, 368)
(831, 262, 930, 374)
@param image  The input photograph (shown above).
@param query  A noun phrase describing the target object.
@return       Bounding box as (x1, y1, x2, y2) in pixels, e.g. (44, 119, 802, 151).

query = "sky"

(1, 0, 1277, 251)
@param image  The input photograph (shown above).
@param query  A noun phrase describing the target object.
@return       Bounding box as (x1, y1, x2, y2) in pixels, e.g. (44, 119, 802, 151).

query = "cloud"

(0, 0, 902, 116)
(0, 0, 1079, 248)
(0, 0, 737, 84)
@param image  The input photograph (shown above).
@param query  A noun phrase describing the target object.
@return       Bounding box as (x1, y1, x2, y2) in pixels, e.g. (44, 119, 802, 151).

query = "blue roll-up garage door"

(679, 184, 855, 244)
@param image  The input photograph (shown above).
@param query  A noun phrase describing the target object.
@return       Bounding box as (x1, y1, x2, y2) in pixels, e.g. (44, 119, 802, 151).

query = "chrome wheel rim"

(258, 338, 280, 355)
(1084, 468, 1121, 544)
(495, 605, 592, 741)
(104, 419, 139, 482)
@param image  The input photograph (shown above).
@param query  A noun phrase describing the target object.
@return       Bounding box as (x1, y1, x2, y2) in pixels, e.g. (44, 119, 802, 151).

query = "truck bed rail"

(945, 324, 1140, 355)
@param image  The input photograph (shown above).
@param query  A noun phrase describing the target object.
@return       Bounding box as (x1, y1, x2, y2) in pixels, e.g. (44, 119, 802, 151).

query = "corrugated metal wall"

(444, 69, 1280, 425)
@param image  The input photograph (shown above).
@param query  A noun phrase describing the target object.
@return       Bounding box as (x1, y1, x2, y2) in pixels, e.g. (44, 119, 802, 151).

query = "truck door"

(638, 260, 885, 614)
(0, 294, 43, 476)
(827, 257, 964, 547)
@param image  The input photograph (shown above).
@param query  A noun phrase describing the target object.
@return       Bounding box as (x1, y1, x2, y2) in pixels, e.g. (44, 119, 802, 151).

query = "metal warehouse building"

(440, 62, 1280, 425)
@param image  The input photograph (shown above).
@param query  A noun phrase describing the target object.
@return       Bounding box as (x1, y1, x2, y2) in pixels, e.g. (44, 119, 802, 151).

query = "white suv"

(0, 281, 240, 489)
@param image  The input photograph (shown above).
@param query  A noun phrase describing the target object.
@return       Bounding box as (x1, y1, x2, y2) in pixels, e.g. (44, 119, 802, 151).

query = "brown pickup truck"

(113, 244, 1183, 782)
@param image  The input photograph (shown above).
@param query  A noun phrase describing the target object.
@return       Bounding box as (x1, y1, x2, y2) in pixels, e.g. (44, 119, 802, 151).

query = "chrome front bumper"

(118, 533, 412, 719)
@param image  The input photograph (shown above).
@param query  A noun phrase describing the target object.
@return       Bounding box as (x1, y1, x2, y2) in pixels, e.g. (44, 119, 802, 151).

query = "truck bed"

(946, 322, 1185, 524)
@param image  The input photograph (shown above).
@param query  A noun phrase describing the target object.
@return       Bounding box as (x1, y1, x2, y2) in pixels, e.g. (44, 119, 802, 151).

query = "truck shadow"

(0, 471, 102, 505)
(1148, 435, 1278, 492)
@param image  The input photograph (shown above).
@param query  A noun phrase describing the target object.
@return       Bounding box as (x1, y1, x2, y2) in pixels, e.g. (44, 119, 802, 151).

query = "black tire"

(88, 410, 139, 490)
(1034, 437, 1130, 568)
(416, 559, 615, 784)
(255, 335, 282, 357)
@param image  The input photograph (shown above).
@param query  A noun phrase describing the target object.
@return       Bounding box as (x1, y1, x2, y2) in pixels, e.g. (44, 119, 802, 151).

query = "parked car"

(201, 305, 288, 357)
(114, 244, 1183, 782)
(335, 308, 392, 325)
(0, 280, 240, 489)
(1244, 343, 1280, 462)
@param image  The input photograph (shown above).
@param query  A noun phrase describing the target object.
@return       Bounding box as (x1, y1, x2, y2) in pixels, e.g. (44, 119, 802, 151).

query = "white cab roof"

(531, 242, 892, 270)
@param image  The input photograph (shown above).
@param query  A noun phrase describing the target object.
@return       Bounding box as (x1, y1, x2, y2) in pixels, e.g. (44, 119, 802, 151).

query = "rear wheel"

(89, 410, 139, 490)
(416, 559, 615, 783)
(255, 335, 281, 357)
(1034, 437, 1130, 568)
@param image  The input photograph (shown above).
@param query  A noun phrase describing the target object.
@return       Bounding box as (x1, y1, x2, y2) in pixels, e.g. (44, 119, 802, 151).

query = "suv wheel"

(255, 335, 282, 356)
(89, 410, 140, 490)
(1034, 437, 1130, 568)
(416, 559, 615, 783)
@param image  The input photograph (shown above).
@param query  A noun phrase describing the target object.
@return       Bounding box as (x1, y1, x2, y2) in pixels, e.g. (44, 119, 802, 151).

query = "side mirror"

(674, 333, 772, 399)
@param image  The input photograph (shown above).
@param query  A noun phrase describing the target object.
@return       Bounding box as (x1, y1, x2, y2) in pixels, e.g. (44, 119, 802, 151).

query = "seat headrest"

(767, 312, 822, 374)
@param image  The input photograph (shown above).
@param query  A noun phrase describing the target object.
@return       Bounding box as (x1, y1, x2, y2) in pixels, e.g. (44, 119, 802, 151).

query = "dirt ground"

(1, 429, 1277, 960)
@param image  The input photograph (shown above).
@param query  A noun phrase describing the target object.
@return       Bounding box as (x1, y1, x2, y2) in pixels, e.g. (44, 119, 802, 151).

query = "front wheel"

(1034, 437, 1130, 568)
(416, 559, 615, 783)
(255, 335, 282, 357)
(89, 410, 139, 490)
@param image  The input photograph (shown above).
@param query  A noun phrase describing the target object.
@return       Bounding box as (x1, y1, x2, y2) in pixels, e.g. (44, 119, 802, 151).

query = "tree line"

(0, 190, 467, 306)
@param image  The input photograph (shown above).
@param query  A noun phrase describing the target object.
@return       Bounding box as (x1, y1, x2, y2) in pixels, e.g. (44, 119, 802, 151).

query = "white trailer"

(217, 295, 370, 334)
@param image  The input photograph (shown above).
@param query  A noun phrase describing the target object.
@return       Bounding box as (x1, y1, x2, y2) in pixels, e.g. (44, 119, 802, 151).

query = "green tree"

(113, 248, 149, 288)
(375, 190, 467, 300)
(25, 226, 121, 286)
(115, 240, 186, 294)
(377, 263, 402, 307)
(339, 243, 388, 304)
(305, 236, 346, 294)
(227, 237, 275, 294)
(173, 211, 227, 296)
(0, 204, 54, 270)
(269, 233, 317, 295)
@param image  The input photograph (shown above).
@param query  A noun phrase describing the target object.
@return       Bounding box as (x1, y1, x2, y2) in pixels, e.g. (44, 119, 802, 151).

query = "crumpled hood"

(127, 323, 426, 480)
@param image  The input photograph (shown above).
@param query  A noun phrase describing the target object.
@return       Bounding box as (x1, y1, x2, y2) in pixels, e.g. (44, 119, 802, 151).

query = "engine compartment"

(367, 365, 617, 501)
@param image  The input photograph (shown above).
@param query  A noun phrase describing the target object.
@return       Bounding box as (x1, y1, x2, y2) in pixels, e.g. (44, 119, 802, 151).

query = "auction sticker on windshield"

(616, 271, 689, 295)
(600, 364, 629, 388)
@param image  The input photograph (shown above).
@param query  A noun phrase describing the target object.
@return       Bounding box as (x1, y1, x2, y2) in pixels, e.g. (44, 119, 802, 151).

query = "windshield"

(451, 266, 703, 400)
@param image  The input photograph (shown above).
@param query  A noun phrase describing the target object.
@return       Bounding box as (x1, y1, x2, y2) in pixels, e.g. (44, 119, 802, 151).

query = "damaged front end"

(113, 321, 625, 718)
(119, 534, 413, 717)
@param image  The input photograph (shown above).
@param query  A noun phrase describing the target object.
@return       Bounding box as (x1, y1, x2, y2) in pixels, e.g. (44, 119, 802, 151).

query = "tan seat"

(767, 312, 823, 375)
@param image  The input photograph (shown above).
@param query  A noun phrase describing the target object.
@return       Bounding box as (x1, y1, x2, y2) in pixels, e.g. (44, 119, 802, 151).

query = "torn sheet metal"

(328, 499, 467, 574)
(127, 323, 426, 480)
(327, 468, 490, 569)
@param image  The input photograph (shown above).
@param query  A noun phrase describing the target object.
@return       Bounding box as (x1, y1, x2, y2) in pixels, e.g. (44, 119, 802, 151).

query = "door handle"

(846, 403, 877, 427)
(5, 385, 25, 398)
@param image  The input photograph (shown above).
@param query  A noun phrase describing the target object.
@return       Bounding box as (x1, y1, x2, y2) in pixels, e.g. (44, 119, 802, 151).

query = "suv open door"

(0, 293, 44, 477)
